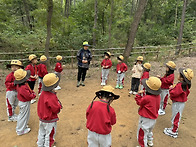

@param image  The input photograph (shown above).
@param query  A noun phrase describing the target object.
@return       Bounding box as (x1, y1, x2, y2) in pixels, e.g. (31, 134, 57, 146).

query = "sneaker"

(129, 91, 133, 94)
(81, 82, 85, 86)
(133, 91, 138, 95)
(119, 85, 123, 89)
(54, 85, 61, 90)
(8, 116, 17, 122)
(115, 85, 119, 89)
(17, 128, 31, 136)
(31, 99, 36, 104)
(38, 93, 41, 96)
(102, 82, 106, 86)
(147, 140, 153, 146)
(101, 82, 104, 86)
(158, 109, 166, 115)
(77, 82, 80, 87)
(163, 128, 178, 138)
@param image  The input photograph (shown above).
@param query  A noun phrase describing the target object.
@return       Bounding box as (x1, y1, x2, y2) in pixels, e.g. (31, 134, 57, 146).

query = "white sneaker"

(158, 109, 165, 115)
(133, 91, 138, 95)
(164, 128, 178, 138)
(8, 116, 17, 122)
(129, 91, 133, 94)
(38, 93, 41, 96)
(17, 128, 31, 136)
(31, 99, 36, 104)
(147, 140, 153, 146)
(54, 85, 61, 90)
(101, 82, 104, 86)
(103, 83, 106, 86)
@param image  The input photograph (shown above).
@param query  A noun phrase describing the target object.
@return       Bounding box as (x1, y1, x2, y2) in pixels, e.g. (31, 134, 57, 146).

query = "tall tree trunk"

(65, 0, 70, 18)
(23, 0, 32, 30)
(176, 0, 187, 55)
(174, 0, 178, 27)
(45, 0, 53, 67)
(93, 0, 98, 47)
(61, 0, 64, 14)
(108, 0, 113, 48)
(123, 0, 148, 62)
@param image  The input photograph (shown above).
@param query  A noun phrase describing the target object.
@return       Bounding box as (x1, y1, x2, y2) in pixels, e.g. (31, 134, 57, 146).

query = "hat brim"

(95, 90, 120, 100)
(7, 64, 24, 69)
(14, 70, 31, 85)
(141, 79, 162, 95)
(142, 65, 150, 72)
(179, 68, 191, 84)
(117, 57, 123, 61)
(104, 52, 111, 57)
(83, 44, 90, 47)
(42, 72, 61, 91)
(29, 57, 37, 62)
(137, 59, 143, 62)
(165, 63, 176, 70)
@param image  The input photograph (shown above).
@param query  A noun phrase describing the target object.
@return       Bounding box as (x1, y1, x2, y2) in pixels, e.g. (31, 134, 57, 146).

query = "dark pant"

(77, 66, 88, 82)
(27, 81, 36, 90)
(131, 77, 140, 92)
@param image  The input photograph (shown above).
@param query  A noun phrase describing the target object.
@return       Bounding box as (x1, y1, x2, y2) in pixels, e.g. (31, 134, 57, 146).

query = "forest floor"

(0, 57, 196, 147)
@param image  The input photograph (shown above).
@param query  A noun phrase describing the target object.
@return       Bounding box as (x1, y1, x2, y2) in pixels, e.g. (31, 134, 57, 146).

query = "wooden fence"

(0, 42, 196, 68)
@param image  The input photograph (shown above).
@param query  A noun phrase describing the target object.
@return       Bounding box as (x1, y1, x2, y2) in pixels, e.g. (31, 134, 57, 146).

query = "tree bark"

(45, 0, 53, 67)
(123, 0, 148, 62)
(23, 0, 32, 30)
(176, 0, 187, 55)
(108, 0, 113, 48)
(93, 0, 98, 47)
(65, 0, 70, 18)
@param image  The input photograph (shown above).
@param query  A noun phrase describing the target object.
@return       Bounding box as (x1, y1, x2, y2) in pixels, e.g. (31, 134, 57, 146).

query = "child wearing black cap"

(164, 68, 194, 138)
(86, 85, 119, 147)
(135, 77, 161, 147)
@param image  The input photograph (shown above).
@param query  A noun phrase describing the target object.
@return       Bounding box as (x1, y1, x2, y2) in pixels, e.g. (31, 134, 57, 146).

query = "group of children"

(4, 51, 194, 147)
(5, 54, 64, 146)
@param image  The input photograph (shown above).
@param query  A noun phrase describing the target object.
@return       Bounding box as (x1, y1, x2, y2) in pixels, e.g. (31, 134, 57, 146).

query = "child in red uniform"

(37, 73, 62, 147)
(86, 85, 119, 147)
(135, 77, 161, 147)
(5, 60, 24, 121)
(139, 63, 151, 96)
(54, 55, 64, 90)
(37, 55, 48, 95)
(115, 55, 128, 89)
(164, 68, 194, 138)
(101, 52, 112, 86)
(157, 61, 176, 115)
(25, 54, 38, 104)
(14, 69, 36, 135)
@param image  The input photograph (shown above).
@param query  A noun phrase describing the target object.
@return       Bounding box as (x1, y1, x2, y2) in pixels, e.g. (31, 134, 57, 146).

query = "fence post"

(92, 48, 95, 65)
(156, 47, 160, 60)
(71, 49, 74, 68)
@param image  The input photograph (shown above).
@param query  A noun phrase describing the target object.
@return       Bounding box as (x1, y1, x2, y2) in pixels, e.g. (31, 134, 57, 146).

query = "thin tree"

(176, 0, 188, 55)
(93, 0, 98, 47)
(108, 0, 113, 48)
(123, 0, 148, 62)
(45, 0, 53, 67)
(23, 0, 32, 30)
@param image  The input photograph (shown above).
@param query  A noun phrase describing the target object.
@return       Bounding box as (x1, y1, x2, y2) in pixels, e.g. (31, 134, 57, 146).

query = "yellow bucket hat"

(166, 61, 176, 70)
(83, 41, 90, 47)
(29, 54, 37, 61)
(104, 52, 111, 58)
(137, 56, 143, 61)
(143, 63, 151, 71)
(43, 73, 60, 91)
(7, 60, 24, 69)
(14, 69, 31, 84)
(40, 55, 47, 62)
(56, 55, 62, 61)
(141, 77, 162, 95)
(179, 68, 194, 84)
(117, 55, 124, 61)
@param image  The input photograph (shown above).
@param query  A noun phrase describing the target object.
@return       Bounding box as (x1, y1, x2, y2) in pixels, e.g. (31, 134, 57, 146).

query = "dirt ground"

(0, 57, 196, 147)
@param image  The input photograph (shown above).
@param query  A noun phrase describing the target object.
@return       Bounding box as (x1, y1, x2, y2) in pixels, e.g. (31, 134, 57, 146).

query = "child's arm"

(135, 94, 143, 105)
(110, 111, 116, 125)
(47, 96, 62, 114)
(161, 74, 174, 85)
(132, 65, 136, 72)
(123, 63, 128, 72)
(21, 85, 36, 101)
(136, 64, 143, 72)
(5, 75, 15, 89)
(101, 60, 104, 67)
(169, 83, 183, 98)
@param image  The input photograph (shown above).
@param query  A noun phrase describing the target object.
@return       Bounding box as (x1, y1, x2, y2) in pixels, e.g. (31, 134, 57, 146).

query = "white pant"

(101, 68, 110, 84)
(137, 116, 156, 147)
(6, 91, 18, 117)
(87, 130, 111, 147)
(171, 102, 185, 133)
(16, 101, 30, 134)
(38, 78, 43, 94)
(116, 73, 125, 85)
(159, 89, 169, 111)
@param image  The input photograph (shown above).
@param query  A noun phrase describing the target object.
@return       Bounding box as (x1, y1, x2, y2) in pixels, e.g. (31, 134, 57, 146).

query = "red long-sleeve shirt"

(160, 74, 174, 89)
(37, 63, 48, 78)
(140, 71, 149, 82)
(25, 64, 37, 81)
(86, 100, 116, 135)
(37, 91, 62, 123)
(116, 62, 128, 73)
(5, 72, 16, 91)
(16, 84, 36, 102)
(169, 82, 190, 102)
(135, 94, 161, 119)
(101, 59, 112, 69)
(55, 62, 63, 73)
